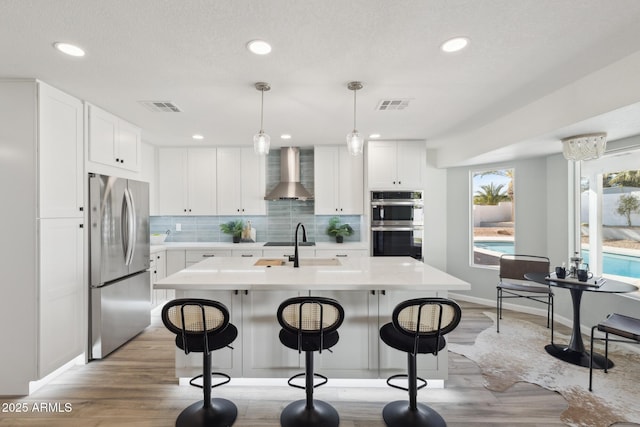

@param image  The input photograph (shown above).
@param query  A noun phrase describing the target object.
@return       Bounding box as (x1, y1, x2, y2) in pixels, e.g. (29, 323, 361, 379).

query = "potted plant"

(326, 216, 353, 243)
(220, 220, 244, 243)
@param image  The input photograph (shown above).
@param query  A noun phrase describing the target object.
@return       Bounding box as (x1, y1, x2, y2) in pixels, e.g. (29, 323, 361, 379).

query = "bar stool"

(379, 297, 462, 427)
(162, 298, 238, 427)
(277, 296, 345, 427)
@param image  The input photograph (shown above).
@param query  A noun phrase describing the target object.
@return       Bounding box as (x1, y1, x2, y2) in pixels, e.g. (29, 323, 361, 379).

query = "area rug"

(448, 312, 640, 427)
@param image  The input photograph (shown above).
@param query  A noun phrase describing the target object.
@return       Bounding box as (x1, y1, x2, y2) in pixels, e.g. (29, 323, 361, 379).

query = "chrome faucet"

(293, 222, 307, 268)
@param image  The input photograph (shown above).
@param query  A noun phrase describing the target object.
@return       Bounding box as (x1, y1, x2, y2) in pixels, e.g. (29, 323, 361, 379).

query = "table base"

(544, 344, 613, 369)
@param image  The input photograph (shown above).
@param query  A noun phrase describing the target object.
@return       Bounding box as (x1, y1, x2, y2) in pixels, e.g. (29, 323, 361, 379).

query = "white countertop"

(155, 256, 470, 292)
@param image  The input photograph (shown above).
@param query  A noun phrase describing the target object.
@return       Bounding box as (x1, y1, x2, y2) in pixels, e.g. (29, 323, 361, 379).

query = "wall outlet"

(175, 223, 181, 232)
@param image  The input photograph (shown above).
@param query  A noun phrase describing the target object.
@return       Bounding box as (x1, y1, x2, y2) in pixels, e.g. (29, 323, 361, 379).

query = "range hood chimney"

(265, 147, 313, 201)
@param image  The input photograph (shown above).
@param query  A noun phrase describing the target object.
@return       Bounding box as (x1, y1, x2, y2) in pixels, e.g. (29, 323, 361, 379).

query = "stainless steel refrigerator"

(89, 173, 151, 359)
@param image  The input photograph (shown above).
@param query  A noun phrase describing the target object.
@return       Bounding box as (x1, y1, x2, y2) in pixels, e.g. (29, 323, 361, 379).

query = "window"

(471, 168, 515, 267)
(579, 150, 640, 281)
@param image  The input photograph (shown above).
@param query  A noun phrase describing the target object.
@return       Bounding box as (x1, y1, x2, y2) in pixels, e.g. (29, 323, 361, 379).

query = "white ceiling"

(3, 0, 640, 167)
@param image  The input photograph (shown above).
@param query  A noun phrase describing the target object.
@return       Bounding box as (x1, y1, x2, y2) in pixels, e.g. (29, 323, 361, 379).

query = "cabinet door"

(216, 148, 243, 215)
(314, 290, 378, 378)
(38, 83, 83, 218)
(396, 142, 425, 189)
(232, 249, 263, 258)
(117, 119, 141, 172)
(165, 250, 186, 275)
(313, 147, 339, 215)
(187, 148, 217, 215)
(242, 290, 302, 377)
(186, 249, 232, 266)
(239, 147, 266, 215)
(367, 141, 398, 188)
(337, 146, 364, 214)
(315, 248, 368, 258)
(88, 105, 118, 168)
(158, 149, 188, 215)
(39, 218, 84, 377)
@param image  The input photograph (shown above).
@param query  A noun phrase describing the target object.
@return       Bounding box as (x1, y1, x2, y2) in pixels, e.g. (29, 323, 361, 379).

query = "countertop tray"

(546, 272, 605, 287)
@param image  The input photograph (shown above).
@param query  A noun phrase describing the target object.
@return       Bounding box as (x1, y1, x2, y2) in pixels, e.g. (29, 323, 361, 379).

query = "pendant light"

(253, 82, 271, 155)
(346, 81, 364, 156)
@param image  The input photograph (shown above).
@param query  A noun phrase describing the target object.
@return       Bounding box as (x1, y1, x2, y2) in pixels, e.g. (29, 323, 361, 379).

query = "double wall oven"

(371, 191, 423, 260)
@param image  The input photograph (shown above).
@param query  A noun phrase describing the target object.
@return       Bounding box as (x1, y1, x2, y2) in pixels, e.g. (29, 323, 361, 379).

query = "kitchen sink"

(254, 258, 341, 267)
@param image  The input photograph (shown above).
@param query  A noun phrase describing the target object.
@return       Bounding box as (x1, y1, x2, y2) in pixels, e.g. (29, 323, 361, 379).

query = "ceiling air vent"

(138, 101, 182, 112)
(376, 99, 411, 111)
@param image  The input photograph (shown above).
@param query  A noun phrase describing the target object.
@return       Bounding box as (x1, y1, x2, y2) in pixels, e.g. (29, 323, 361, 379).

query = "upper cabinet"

(314, 146, 364, 215)
(38, 83, 84, 219)
(88, 104, 141, 172)
(216, 147, 266, 215)
(367, 141, 425, 189)
(158, 148, 217, 215)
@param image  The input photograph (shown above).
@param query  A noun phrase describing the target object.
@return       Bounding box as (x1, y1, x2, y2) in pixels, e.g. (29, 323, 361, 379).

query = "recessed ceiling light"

(192, 134, 204, 140)
(369, 133, 381, 139)
(280, 134, 292, 140)
(440, 37, 469, 53)
(53, 42, 85, 57)
(247, 40, 272, 55)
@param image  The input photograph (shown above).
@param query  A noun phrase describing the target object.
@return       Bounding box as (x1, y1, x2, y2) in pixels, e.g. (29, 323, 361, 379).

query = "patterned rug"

(448, 312, 640, 427)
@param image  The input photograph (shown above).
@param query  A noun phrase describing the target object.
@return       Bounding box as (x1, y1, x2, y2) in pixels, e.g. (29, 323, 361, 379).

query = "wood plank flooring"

(1, 301, 577, 426)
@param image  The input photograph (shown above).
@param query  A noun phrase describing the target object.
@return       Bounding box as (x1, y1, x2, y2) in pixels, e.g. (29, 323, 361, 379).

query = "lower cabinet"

(241, 290, 303, 377)
(150, 251, 169, 308)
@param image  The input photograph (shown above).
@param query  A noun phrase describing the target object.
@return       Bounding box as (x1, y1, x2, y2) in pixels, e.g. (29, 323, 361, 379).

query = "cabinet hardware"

(115, 158, 120, 162)
(370, 290, 375, 295)
(241, 254, 253, 257)
(234, 290, 239, 295)
(202, 254, 215, 257)
(336, 254, 347, 257)
(244, 290, 248, 295)
(79, 207, 83, 211)
(79, 224, 83, 228)
(381, 290, 386, 295)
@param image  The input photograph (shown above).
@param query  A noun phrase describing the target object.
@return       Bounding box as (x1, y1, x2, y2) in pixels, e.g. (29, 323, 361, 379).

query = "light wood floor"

(0, 301, 592, 426)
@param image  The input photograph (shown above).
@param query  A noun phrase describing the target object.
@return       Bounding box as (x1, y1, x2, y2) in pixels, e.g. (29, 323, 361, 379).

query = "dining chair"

(589, 312, 640, 391)
(496, 254, 552, 338)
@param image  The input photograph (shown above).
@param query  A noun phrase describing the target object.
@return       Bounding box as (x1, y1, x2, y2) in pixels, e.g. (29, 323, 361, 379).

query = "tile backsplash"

(150, 148, 362, 243)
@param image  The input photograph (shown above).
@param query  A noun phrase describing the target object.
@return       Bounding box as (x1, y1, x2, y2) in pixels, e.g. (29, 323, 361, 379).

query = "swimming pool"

(474, 240, 640, 278)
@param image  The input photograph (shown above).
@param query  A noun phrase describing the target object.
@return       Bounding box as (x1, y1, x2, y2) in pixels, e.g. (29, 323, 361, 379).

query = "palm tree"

(473, 183, 510, 205)
(603, 170, 640, 188)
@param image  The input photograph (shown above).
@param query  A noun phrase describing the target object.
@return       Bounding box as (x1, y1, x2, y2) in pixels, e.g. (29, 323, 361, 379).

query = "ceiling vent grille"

(138, 101, 182, 112)
(376, 99, 411, 111)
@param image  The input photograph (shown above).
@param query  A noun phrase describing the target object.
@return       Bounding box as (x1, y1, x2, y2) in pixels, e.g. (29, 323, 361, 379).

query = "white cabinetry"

(158, 148, 217, 215)
(314, 146, 364, 215)
(0, 80, 84, 394)
(88, 104, 141, 172)
(186, 249, 232, 266)
(368, 141, 425, 189)
(150, 251, 169, 308)
(216, 147, 266, 215)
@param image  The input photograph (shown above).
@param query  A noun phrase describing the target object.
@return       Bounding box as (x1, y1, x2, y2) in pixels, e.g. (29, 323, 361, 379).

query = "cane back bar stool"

(277, 296, 345, 427)
(589, 312, 640, 391)
(496, 254, 553, 338)
(162, 298, 238, 427)
(379, 297, 462, 427)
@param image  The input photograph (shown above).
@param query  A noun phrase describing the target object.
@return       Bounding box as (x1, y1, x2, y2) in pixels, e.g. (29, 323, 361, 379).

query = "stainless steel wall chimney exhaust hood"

(265, 147, 313, 200)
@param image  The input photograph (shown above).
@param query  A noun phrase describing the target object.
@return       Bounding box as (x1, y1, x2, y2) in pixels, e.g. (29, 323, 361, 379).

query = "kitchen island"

(155, 256, 470, 381)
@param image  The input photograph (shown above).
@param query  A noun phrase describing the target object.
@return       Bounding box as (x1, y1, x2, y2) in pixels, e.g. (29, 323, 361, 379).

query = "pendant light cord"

(353, 88, 357, 131)
(260, 88, 265, 133)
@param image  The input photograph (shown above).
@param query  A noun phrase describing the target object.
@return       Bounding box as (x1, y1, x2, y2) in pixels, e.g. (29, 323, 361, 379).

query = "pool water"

(474, 240, 639, 278)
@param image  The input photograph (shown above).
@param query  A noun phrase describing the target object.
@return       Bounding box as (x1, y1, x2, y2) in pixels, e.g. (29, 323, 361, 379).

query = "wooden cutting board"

(254, 258, 286, 266)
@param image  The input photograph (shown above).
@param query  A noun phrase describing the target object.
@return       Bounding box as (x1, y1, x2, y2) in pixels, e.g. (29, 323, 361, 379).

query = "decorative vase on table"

(233, 235, 240, 243)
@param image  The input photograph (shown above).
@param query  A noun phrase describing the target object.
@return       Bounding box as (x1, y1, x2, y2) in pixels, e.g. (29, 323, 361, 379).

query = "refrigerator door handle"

(123, 187, 136, 265)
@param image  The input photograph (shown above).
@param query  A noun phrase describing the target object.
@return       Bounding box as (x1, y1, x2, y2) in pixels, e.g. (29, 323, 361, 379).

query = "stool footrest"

(386, 374, 427, 392)
(189, 372, 231, 389)
(287, 372, 328, 390)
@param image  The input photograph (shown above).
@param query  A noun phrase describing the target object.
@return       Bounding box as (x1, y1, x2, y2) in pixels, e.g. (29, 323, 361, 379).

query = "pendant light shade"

(253, 82, 271, 155)
(346, 81, 364, 156)
(561, 132, 607, 161)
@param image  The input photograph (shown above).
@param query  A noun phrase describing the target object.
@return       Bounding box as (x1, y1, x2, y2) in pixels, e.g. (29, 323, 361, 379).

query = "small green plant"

(326, 217, 353, 242)
(219, 220, 244, 237)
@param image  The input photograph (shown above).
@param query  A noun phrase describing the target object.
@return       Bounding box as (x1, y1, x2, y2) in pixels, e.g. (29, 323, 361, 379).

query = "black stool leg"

(176, 351, 237, 427)
(382, 353, 446, 427)
(280, 351, 339, 427)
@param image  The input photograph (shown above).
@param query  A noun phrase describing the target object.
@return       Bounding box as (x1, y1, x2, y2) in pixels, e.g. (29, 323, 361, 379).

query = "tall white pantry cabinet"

(0, 80, 84, 395)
